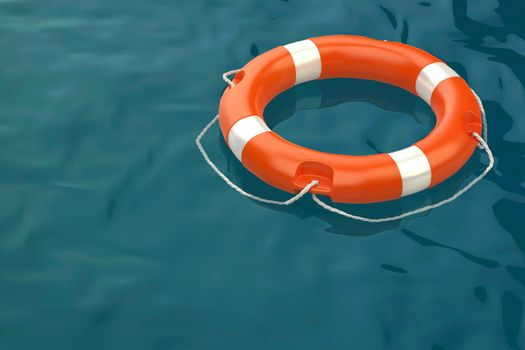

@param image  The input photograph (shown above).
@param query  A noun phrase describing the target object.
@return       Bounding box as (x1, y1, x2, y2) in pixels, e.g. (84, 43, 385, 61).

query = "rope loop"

(222, 69, 242, 88)
(471, 89, 488, 148)
(196, 113, 318, 206)
(311, 132, 493, 222)
(195, 69, 494, 222)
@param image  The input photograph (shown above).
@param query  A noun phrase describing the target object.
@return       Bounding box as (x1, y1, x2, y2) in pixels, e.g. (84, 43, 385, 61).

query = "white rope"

(471, 89, 488, 149)
(196, 113, 318, 205)
(222, 69, 242, 88)
(198, 69, 317, 205)
(312, 132, 493, 222)
(196, 69, 494, 221)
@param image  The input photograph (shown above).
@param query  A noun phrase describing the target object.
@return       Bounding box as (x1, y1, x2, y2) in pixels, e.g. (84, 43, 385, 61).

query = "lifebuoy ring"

(218, 35, 482, 204)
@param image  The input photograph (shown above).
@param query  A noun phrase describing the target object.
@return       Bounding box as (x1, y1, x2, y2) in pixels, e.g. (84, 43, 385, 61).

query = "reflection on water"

(400, 229, 500, 269)
(502, 291, 523, 350)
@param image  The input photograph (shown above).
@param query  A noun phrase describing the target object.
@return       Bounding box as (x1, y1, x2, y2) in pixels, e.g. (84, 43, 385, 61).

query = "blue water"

(0, 1, 524, 349)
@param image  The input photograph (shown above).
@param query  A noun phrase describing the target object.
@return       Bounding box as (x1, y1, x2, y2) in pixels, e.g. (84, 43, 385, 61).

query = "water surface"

(0, 1, 524, 349)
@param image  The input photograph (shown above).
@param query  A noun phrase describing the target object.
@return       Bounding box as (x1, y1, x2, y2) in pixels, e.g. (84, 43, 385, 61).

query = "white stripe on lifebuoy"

(227, 116, 270, 161)
(388, 145, 432, 196)
(283, 39, 322, 85)
(415, 62, 459, 104)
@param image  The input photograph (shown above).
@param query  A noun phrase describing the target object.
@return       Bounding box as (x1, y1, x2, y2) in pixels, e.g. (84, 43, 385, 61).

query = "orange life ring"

(218, 35, 482, 204)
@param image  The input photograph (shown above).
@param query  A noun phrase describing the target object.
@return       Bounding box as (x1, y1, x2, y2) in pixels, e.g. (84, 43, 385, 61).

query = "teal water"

(0, 1, 524, 349)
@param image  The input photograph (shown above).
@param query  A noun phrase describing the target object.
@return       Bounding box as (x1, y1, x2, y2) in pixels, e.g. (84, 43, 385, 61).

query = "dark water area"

(0, 1, 524, 349)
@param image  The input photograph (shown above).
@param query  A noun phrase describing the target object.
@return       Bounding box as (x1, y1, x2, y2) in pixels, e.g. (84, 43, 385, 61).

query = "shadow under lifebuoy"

(217, 78, 485, 236)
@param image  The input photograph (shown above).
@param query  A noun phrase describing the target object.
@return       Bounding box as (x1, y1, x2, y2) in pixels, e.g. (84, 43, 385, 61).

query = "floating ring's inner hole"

(263, 78, 436, 156)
